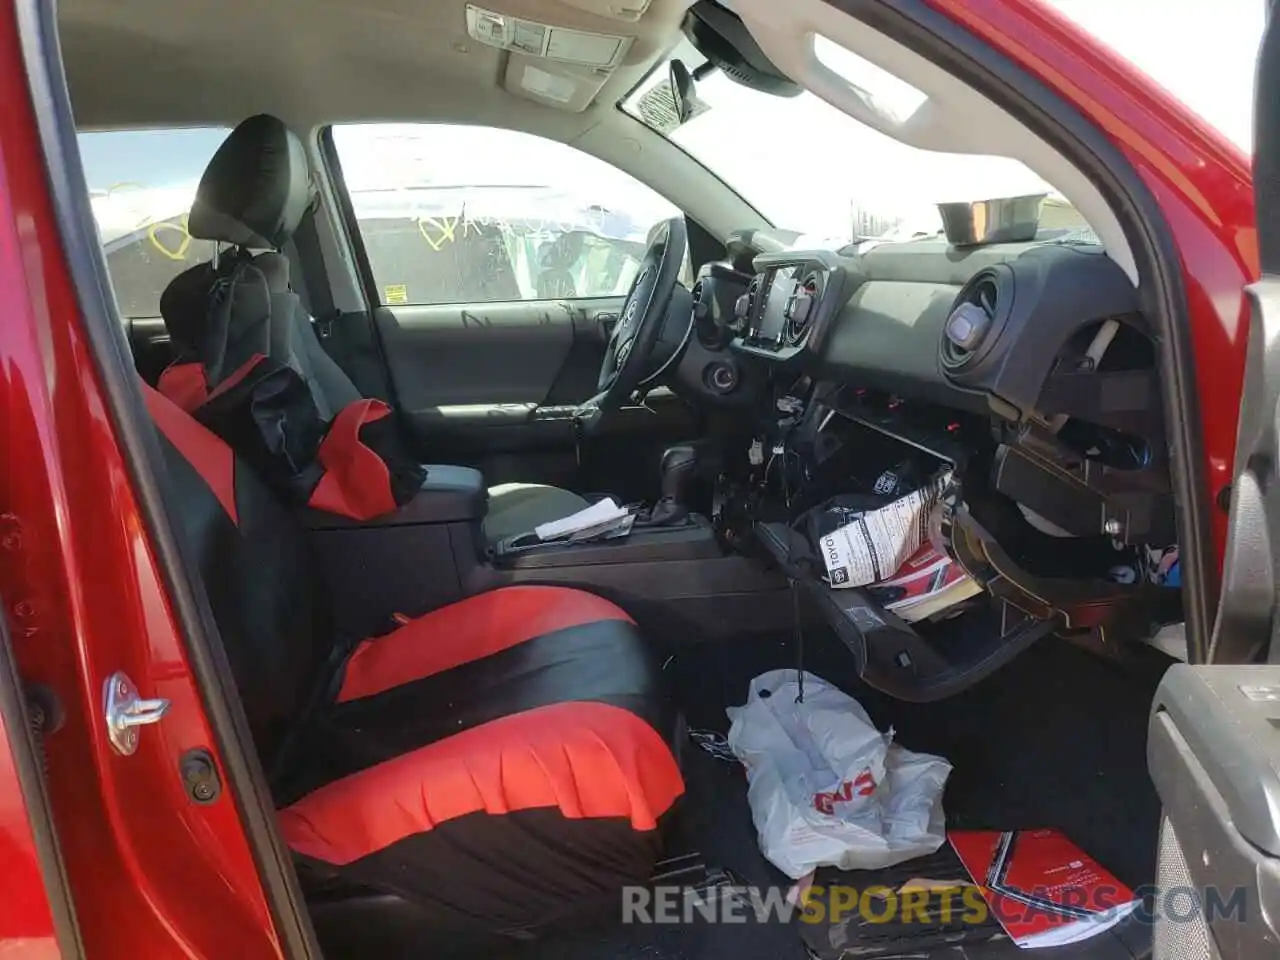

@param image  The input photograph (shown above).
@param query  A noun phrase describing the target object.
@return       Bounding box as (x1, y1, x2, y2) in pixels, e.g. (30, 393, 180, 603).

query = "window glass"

(624, 39, 1082, 246)
(331, 124, 682, 306)
(79, 127, 230, 317)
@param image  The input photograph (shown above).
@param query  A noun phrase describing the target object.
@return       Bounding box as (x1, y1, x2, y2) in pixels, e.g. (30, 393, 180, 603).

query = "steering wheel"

(577, 217, 687, 432)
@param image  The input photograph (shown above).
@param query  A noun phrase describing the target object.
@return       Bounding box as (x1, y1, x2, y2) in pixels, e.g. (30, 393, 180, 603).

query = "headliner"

(59, 0, 689, 136)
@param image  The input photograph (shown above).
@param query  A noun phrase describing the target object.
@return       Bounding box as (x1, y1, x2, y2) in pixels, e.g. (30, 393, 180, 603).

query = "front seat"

(157, 113, 590, 542)
(142, 381, 683, 955)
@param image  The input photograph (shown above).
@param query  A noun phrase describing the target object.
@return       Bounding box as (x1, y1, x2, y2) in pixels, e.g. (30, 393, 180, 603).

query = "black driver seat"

(158, 114, 589, 541)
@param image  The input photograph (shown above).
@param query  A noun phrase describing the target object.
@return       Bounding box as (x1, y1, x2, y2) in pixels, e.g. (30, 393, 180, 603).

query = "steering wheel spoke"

(615, 336, 634, 368)
(587, 217, 688, 435)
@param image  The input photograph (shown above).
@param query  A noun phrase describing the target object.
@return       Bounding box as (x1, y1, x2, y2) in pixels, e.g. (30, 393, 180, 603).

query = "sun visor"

(504, 54, 609, 112)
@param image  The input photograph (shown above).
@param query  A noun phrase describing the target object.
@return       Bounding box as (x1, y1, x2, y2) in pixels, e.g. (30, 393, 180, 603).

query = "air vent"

(736, 276, 761, 329)
(941, 267, 1010, 374)
(783, 271, 822, 346)
(691, 279, 720, 348)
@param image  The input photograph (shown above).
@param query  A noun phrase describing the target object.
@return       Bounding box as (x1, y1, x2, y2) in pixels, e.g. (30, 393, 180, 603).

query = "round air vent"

(735, 276, 761, 331)
(941, 266, 1012, 374)
(692, 279, 730, 350)
(783, 271, 823, 346)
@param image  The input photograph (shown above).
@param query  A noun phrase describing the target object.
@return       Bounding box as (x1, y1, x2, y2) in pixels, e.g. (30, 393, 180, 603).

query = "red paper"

(949, 828, 1140, 948)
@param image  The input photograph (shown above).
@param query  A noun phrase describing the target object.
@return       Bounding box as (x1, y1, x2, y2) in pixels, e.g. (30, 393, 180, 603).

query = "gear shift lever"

(644, 445, 699, 527)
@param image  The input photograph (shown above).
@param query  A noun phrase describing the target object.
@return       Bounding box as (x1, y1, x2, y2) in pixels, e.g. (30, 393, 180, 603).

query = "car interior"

(56, 0, 1190, 956)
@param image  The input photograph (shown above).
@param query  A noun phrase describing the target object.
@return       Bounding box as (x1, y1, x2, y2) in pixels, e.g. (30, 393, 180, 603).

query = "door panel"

(327, 122, 694, 494)
(375, 296, 619, 416)
(376, 295, 696, 492)
(1150, 7, 1280, 955)
(1149, 667, 1280, 956)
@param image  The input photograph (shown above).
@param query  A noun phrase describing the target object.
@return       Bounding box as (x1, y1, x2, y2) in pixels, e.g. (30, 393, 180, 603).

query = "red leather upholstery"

(141, 382, 683, 948)
(280, 700, 682, 864)
(337, 584, 632, 702)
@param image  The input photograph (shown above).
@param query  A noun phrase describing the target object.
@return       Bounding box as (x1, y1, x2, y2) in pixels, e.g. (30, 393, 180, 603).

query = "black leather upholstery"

(146, 384, 683, 953)
(166, 114, 590, 542)
(188, 114, 315, 249)
(155, 424, 324, 765)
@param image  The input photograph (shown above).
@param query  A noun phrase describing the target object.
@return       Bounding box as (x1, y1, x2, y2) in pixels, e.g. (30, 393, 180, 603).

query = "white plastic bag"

(726, 669, 951, 879)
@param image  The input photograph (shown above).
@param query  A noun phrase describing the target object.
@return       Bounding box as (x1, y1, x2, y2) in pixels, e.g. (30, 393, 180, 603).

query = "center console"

(305, 465, 489, 642)
(305, 455, 791, 645)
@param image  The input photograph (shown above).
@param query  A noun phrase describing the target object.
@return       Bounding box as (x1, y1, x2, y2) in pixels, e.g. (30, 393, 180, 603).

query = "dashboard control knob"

(705, 362, 738, 394)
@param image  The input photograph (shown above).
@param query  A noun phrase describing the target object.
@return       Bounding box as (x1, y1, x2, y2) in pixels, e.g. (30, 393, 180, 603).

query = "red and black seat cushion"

(141, 384, 684, 946)
(282, 586, 682, 940)
(157, 250, 424, 520)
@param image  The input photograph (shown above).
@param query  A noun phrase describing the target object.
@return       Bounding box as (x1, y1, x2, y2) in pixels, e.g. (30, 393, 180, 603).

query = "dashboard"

(678, 228, 1177, 657)
(676, 228, 1172, 545)
(703, 234, 1145, 429)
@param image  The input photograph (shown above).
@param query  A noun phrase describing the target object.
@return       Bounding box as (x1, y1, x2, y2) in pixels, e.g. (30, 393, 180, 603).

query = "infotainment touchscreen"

(755, 266, 798, 342)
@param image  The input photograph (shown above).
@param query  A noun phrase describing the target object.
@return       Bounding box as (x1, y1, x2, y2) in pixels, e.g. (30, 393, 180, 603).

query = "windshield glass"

(623, 38, 1085, 246)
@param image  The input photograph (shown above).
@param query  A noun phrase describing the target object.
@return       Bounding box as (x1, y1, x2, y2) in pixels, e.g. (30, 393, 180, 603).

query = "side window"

(330, 124, 683, 306)
(78, 127, 229, 318)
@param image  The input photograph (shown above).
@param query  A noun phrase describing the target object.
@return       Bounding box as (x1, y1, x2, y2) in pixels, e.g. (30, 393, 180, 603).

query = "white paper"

(819, 473, 950, 588)
(567, 511, 634, 543)
(1017, 901, 1140, 949)
(534, 497, 628, 541)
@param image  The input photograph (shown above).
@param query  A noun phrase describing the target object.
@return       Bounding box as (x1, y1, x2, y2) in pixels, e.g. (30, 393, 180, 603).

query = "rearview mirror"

(670, 59, 696, 124)
(633, 59, 705, 134)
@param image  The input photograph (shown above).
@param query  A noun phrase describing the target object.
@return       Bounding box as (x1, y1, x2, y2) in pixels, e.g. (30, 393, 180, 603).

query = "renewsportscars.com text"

(621, 883, 1250, 927)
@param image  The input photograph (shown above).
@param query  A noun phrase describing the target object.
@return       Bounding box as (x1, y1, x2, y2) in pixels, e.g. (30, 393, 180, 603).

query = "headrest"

(188, 115, 314, 249)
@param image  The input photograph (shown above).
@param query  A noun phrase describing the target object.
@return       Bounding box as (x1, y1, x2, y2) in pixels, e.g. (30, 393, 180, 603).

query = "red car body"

(0, 0, 1257, 956)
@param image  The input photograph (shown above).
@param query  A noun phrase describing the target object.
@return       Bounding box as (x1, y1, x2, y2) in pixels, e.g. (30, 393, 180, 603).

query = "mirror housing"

(681, 0, 802, 97)
(670, 59, 696, 124)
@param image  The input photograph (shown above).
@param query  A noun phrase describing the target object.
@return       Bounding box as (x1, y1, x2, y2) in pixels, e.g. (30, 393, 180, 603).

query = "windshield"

(623, 38, 1087, 247)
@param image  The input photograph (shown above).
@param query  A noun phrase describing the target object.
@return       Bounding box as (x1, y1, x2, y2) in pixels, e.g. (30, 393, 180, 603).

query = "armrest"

(306, 464, 486, 529)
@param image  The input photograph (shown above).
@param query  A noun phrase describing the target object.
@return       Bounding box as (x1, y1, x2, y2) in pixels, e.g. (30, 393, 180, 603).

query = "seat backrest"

(143, 382, 326, 764)
(159, 114, 361, 416)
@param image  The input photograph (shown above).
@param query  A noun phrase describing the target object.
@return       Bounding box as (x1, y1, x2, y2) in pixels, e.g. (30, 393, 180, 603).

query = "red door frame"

(926, 0, 1256, 560)
(0, 676, 67, 956)
(0, 4, 288, 958)
(0, 0, 1257, 955)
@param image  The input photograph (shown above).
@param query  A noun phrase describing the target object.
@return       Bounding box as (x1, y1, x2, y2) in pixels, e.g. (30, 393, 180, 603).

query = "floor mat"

(511, 743, 810, 960)
(669, 627, 1173, 891)
(518, 627, 1172, 959)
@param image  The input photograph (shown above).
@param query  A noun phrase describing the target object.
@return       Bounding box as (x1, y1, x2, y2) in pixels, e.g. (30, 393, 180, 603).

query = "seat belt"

(290, 207, 396, 403)
(291, 208, 341, 340)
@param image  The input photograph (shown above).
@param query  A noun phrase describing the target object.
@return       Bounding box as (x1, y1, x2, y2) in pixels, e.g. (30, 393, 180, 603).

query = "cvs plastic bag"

(726, 670, 951, 879)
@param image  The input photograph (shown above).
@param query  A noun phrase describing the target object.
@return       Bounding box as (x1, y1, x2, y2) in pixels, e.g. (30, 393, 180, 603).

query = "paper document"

(534, 497, 630, 541)
(567, 511, 635, 543)
(818, 473, 951, 588)
(867, 544, 982, 621)
(949, 828, 1140, 949)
